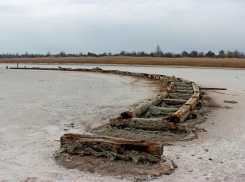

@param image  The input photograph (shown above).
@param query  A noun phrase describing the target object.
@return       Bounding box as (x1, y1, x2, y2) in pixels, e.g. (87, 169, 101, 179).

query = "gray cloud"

(0, 0, 244, 54)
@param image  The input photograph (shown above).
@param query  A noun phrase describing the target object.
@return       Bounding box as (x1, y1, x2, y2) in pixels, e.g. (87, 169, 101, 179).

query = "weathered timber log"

(199, 87, 227, 90)
(60, 134, 163, 163)
(121, 82, 174, 119)
(170, 105, 191, 123)
(109, 118, 190, 132)
(121, 94, 164, 118)
(185, 97, 199, 110)
(192, 82, 200, 93)
(166, 82, 175, 91)
(144, 105, 179, 118)
(168, 93, 192, 100)
(162, 99, 188, 105)
(191, 92, 200, 98)
(170, 83, 200, 123)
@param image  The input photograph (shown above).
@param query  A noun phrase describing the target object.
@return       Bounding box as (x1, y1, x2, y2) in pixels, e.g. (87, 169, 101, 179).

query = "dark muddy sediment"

(54, 94, 217, 181)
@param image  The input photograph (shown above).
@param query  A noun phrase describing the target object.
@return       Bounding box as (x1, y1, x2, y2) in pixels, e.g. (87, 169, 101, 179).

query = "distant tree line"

(1, 45, 244, 59)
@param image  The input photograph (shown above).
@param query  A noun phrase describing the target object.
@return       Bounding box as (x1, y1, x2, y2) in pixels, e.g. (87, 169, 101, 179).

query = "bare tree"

(154, 44, 163, 57)
(233, 50, 241, 58)
(46, 52, 51, 57)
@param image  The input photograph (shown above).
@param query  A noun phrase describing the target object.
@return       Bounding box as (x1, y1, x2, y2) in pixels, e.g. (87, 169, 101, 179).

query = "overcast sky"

(0, 0, 244, 55)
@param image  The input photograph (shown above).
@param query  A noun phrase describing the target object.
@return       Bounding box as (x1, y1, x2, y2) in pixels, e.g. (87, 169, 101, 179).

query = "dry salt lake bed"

(0, 64, 245, 181)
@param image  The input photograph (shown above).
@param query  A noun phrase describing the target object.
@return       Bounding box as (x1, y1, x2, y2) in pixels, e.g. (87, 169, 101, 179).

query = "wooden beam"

(60, 134, 163, 163)
(199, 87, 227, 90)
(121, 82, 175, 119)
(170, 83, 200, 123)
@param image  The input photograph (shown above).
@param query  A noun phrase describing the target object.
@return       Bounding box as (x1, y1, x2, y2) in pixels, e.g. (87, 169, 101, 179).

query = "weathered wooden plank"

(170, 83, 200, 123)
(60, 134, 163, 163)
(121, 82, 175, 119)
(199, 87, 227, 90)
(170, 105, 191, 123)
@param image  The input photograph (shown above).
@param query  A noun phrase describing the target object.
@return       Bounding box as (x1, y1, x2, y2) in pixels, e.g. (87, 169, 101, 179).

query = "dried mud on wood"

(54, 98, 212, 180)
(53, 90, 216, 180)
(92, 125, 190, 143)
(224, 100, 238, 104)
(54, 153, 177, 181)
(56, 92, 213, 179)
(91, 92, 217, 143)
(54, 97, 213, 180)
(60, 134, 163, 164)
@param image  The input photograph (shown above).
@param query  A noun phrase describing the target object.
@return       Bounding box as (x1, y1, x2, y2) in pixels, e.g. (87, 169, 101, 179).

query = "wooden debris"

(60, 134, 163, 163)
(110, 118, 190, 132)
(121, 82, 175, 119)
(170, 83, 200, 123)
(199, 87, 227, 90)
